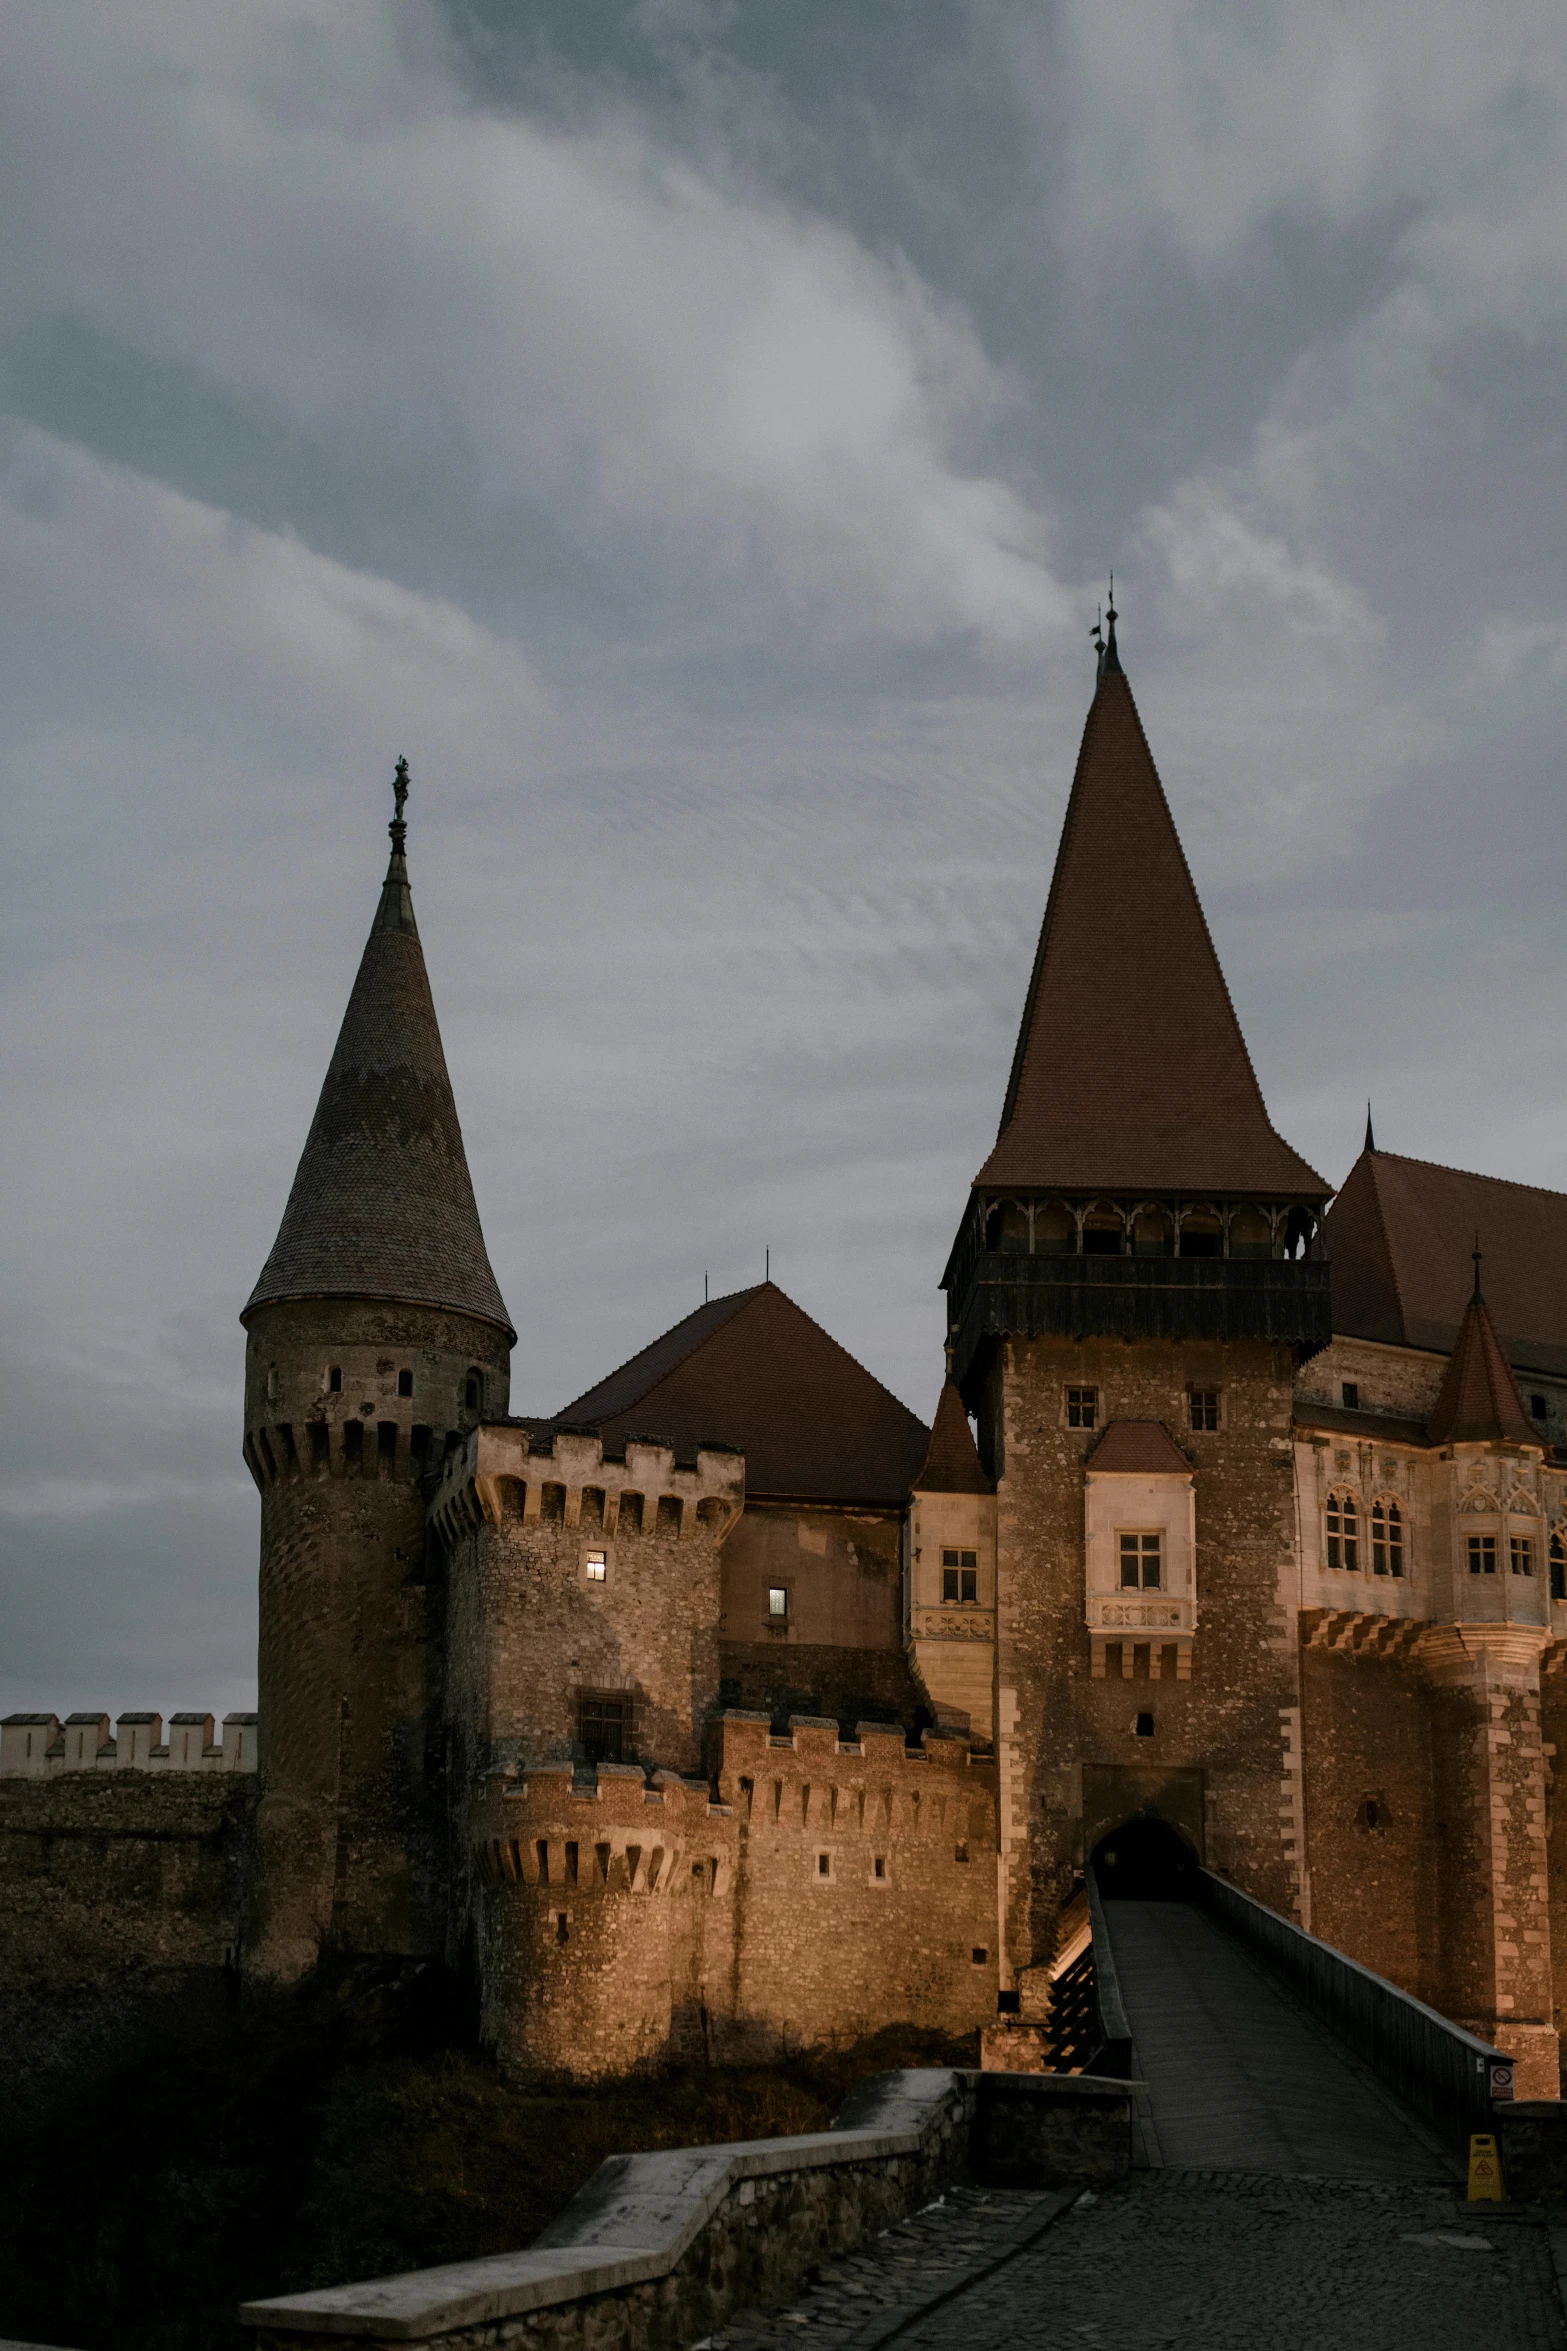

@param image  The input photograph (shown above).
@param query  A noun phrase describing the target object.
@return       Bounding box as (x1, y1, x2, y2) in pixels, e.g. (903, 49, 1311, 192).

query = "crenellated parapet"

(429, 1422, 744, 1549)
(0, 1710, 258, 1778)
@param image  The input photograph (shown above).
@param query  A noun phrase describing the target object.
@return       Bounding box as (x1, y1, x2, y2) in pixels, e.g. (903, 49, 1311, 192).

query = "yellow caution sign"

(1467, 2134, 1505, 2203)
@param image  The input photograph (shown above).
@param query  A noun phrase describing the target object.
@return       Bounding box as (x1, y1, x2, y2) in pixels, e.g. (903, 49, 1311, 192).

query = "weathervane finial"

(1101, 573, 1123, 675)
(390, 755, 410, 854)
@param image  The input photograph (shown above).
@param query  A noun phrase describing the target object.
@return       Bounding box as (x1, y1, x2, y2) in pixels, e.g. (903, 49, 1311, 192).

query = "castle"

(6, 612, 1567, 2099)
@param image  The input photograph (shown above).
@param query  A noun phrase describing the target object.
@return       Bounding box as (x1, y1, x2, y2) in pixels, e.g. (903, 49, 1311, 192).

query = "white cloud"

(0, 3, 1067, 651)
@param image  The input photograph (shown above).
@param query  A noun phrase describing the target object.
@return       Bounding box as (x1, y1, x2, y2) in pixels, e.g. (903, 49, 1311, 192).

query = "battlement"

(430, 1421, 745, 1548)
(0, 1710, 258, 1778)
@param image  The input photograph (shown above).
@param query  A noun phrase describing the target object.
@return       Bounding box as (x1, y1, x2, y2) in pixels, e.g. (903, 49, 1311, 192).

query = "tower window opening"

(579, 1694, 626, 1764)
(1326, 1492, 1358, 1571)
(1341, 1382, 1359, 1410)
(585, 1549, 608, 1583)
(465, 1372, 481, 1411)
(327, 1366, 342, 1393)
(1468, 1534, 1497, 1576)
(816, 1851, 831, 1878)
(1531, 1394, 1549, 1421)
(873, 1856, 886, 1880)
(555, 1912, 569, 1945)
(768, 1586, 789, 1619)
(397, 1368, 413, 1398)
(1189, 1388, 1220, 1432)
(1119, 1532, 1162, 1590)
(1066, 1385, 1098, 1430)
(1371, 1500, 1404, 1577)
(972, 1947, 989, 1965)
(1551, 1534, 1565, 1601)
(1511, 1536, 1535, 1577)
(1134, 1713, 1155, 1738)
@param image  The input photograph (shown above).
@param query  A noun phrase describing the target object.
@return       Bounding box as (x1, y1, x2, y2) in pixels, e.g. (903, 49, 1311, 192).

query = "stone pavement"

(703, 2176, 1567, 2351)
(1098, 1898, 1455, 2178)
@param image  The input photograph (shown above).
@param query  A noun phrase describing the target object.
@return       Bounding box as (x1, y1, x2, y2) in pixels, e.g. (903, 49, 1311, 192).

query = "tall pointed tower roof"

(913, 1378, 993, 1495)
(244, 763, 513, 1337)
(1427, 1256, 1538, 1448)
(977, 613, 1327, 1199)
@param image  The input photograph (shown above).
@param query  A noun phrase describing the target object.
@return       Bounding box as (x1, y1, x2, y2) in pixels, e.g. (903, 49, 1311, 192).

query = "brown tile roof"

(555, 1283, 931, 1505)
(913, 1381, 993, 1494)
(245, 815, 513, 1336)
(1085, 1419, 1192, 1475)
(1427, 1285, 1540, 1448)
(1323, 1148, 1567, 1376)
(1292, 1401, 1432, 1449)
(976, 664, 1327, 1200)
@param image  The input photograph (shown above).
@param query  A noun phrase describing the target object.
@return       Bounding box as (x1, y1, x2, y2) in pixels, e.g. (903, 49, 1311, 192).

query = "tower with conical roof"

(241, 764, 513, 1979)
(944, 605, 1334, 2002)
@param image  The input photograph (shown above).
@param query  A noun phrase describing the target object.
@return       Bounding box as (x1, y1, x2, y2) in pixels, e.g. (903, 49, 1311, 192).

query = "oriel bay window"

(1119, 1532, 1162, 1590)
(942, 1548, 978, 1604)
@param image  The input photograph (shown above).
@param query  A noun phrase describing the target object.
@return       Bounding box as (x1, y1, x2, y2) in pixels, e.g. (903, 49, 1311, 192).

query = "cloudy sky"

(3, 0, 1564, 1720)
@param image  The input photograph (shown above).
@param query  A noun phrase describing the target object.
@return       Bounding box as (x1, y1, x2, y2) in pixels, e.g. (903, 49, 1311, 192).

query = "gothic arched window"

(1326, 1491, 1359, 1571)
(1371, 1499, 1404, 1578)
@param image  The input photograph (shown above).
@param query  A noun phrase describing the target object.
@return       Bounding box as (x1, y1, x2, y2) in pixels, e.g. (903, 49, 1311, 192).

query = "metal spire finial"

(1472, 1230, 1483, 1303)
(1101, 574, 1123, 674)
(1364, 1100, 1376, 1155)
(391, 755, 410, 846)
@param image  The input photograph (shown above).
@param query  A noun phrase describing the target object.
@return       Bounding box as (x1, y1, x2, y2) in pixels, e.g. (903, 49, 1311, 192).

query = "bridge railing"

(1199, 1869, 1502, 2144)
(1084, 1867, 1135, 2079)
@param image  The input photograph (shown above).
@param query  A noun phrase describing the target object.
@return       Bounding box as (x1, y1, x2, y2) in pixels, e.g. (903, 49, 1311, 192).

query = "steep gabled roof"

(913, 1380, 992, 1495)
(1085, 1420, 1192, 1476)
(245, 791, 512, 1337)
(1428, 1282, 1539, 1449)
(977, 649, 1327, 1200)
(555, 1282, 930, 1505)
(1323, 1147, 1567, 1377)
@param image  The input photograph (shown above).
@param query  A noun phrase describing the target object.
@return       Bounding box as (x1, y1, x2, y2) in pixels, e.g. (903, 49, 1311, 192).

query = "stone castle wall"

(467, 1714, 998, 2081)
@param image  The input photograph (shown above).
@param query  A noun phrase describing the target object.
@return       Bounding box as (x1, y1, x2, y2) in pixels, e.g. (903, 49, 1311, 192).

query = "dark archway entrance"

(1092, 1814, 1198, 1900)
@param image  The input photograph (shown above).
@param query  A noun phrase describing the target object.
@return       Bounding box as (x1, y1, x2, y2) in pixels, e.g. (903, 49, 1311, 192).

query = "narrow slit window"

(397, 1369, 413, 1398)
(1066, 1385, 1097, 1430)
(1468, 1534, 1497, 1576)
(327, 1365, 342, 1393)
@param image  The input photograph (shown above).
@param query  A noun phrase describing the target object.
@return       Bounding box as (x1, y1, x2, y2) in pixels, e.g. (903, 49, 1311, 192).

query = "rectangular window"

(327, 1365, 342, 1393)
(1371, 1502, 1404, 1578)
(1119, 1533, 1162, 1590)
(767, 1586, 788, 1618)
(1531, 1394, 1548, 1421)
(1189, 1388, 1220, 1432)
(1468, 1534, 1497, 1576)
(960, 1568, 978, 1604)
(1341, 1381, 1359, 1410)
(585, 1549, 607, 1583)
(579, 1694, 626, 1764)
(1552, 1537, 1565, 1602)
(1066, 1386, 1097, 1429)
(1511, 1537, 1534, 1577)
(943, 1546, 979, 1604)
(397, 1368, 413, 1398)
(942, 1565, 959, 1602)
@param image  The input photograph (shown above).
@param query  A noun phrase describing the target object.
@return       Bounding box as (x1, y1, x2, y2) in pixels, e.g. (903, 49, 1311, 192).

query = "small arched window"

(464, 1370, 482, 1411)
(1326, 1492, 1359, 1571)
(1371, 1499, 1403, 1578)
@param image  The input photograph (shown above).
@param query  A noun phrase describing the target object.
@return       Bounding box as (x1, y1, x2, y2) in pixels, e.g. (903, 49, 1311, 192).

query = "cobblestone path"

(706, 2176, 1567, 2351)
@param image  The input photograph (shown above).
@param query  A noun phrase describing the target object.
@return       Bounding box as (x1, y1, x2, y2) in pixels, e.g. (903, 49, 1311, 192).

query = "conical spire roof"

(244, 768, 513, 1337)
(913, 1379, 993, 1495)
(977, 646, 1328, 1199)
(1427, 1263, 1538, 1448)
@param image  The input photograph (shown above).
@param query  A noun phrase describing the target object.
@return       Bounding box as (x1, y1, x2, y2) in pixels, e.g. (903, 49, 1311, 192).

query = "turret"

(241, 763, 514, 1977)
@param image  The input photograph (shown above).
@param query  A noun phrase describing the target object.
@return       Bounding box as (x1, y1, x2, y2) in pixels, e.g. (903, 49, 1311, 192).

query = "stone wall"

(0, 1768, 253, 2106)
(467, 1715, 999, 2082)
(980, 1333, 1303, 1987)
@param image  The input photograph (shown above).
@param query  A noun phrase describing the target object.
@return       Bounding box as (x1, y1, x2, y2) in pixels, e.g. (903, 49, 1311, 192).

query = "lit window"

(1067, 1386, 1097, 1430)
(767, 1586, 788, 1618)
(1119, 1533, 1162, 1590)
(1326, 1492, 1359, 1571)
(1341, 1381, 1360, 1410)
(1371, 1501, 1403, 1578)
(397, 1368, 413, 1398)
(1551, 1534, 1565, 1602)
(1189, 1388, 1220, 1432)
(1511, 1536, 1534, 1577)
(1468, 1534, 1497, 1576)
(585, 1550, 607, 1583)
